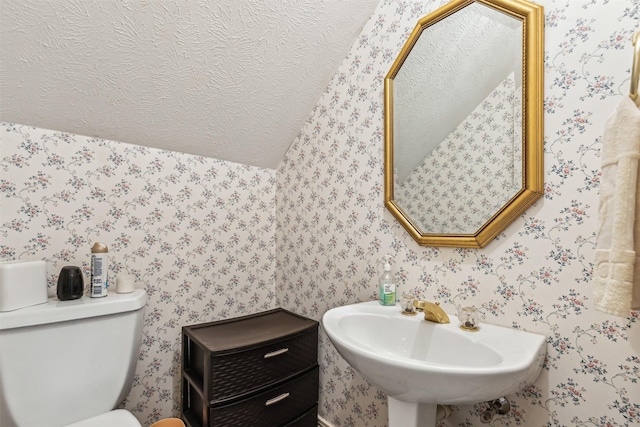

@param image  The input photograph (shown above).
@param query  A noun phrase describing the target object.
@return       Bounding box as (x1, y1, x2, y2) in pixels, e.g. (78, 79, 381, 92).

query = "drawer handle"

(264, 348, 289, 358)
(265, 392, 290, 406)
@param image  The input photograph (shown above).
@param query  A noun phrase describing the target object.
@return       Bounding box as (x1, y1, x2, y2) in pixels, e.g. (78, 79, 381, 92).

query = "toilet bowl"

(0, 289, 147, 427)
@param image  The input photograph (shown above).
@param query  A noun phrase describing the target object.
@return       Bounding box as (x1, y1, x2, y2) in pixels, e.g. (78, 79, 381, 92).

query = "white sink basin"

(322, 301, 546, 424)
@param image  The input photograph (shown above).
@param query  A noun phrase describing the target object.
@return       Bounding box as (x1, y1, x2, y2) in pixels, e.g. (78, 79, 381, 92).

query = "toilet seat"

(65, 409, 142, 427)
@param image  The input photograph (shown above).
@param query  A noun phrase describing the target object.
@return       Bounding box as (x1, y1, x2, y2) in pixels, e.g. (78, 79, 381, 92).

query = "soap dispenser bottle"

(378, 256, 396, 306)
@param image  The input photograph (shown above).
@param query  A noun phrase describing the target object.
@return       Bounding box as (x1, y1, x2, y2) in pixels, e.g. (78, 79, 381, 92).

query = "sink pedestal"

(388, 397, 438, 427)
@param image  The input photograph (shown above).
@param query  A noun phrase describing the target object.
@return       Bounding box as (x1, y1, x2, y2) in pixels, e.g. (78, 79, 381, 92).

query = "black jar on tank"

(57, 266, 84, 300)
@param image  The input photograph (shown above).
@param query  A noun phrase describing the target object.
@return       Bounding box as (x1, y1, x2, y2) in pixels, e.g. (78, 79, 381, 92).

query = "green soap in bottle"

(378, 256, 396, 306)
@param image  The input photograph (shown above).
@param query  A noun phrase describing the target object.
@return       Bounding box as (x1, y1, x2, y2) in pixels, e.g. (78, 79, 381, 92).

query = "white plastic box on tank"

(0, 260, 47, 312)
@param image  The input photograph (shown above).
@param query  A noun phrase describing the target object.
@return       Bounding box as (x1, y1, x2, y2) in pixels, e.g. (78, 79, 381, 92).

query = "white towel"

(594, 96, 640, 317)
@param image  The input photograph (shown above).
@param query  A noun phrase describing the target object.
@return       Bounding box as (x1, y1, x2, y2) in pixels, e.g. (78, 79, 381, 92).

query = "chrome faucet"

(413, 300, 450, 324)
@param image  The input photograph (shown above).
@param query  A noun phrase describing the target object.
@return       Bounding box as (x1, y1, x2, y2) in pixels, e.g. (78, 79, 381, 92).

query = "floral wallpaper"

(277, 0, 639, 426)
(0, 124, 277, 425)
(2, 0, 640, 426)
(396, 74, 522, 234)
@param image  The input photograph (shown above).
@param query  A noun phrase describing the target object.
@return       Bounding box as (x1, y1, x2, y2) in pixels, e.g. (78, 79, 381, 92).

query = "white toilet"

(0, 289, 147, 427)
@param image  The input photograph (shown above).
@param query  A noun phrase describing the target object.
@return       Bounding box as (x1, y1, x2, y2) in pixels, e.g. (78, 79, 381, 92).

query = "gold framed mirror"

(384, 0, 544, 248)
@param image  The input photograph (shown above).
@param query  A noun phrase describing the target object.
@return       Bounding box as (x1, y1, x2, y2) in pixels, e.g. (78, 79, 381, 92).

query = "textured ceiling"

(0, 0, 379, 169)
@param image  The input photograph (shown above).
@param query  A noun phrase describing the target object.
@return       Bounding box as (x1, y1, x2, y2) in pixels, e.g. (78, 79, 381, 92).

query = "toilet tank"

(0, 289, 147, 427)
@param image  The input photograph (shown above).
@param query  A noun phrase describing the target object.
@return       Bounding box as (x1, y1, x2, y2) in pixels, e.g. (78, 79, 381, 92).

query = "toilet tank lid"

(0, 289, 147, 330)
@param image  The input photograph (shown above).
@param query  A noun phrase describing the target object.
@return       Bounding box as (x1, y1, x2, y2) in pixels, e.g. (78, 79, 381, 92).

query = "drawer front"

(209, 366, 318, 427)
(210, 330, 317, 403)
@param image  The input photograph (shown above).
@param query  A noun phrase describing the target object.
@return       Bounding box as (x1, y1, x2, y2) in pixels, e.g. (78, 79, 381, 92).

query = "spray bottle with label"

(378, 255, 396, 306)
(90, 242, 109, 298)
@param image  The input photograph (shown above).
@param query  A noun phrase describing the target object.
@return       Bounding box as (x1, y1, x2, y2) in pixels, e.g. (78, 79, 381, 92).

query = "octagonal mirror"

(384, 0, 544, 248)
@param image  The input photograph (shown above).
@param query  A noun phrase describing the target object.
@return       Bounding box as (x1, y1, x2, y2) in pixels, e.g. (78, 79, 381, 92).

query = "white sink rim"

(322, 301, 546, 404)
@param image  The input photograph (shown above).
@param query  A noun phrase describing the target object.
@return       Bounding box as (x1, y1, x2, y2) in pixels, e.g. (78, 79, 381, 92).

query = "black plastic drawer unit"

(181, 309, 319, 427)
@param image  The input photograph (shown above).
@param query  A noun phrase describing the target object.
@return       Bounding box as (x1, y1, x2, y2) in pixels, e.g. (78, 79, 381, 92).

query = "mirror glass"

(384, 0, 544, 248)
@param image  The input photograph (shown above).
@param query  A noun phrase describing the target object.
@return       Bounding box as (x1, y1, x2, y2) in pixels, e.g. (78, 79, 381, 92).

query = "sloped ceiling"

(0, 0, 379, 169)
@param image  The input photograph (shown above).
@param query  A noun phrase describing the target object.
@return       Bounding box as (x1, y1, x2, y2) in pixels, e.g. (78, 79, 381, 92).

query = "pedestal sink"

(322, 301, 546, 426)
